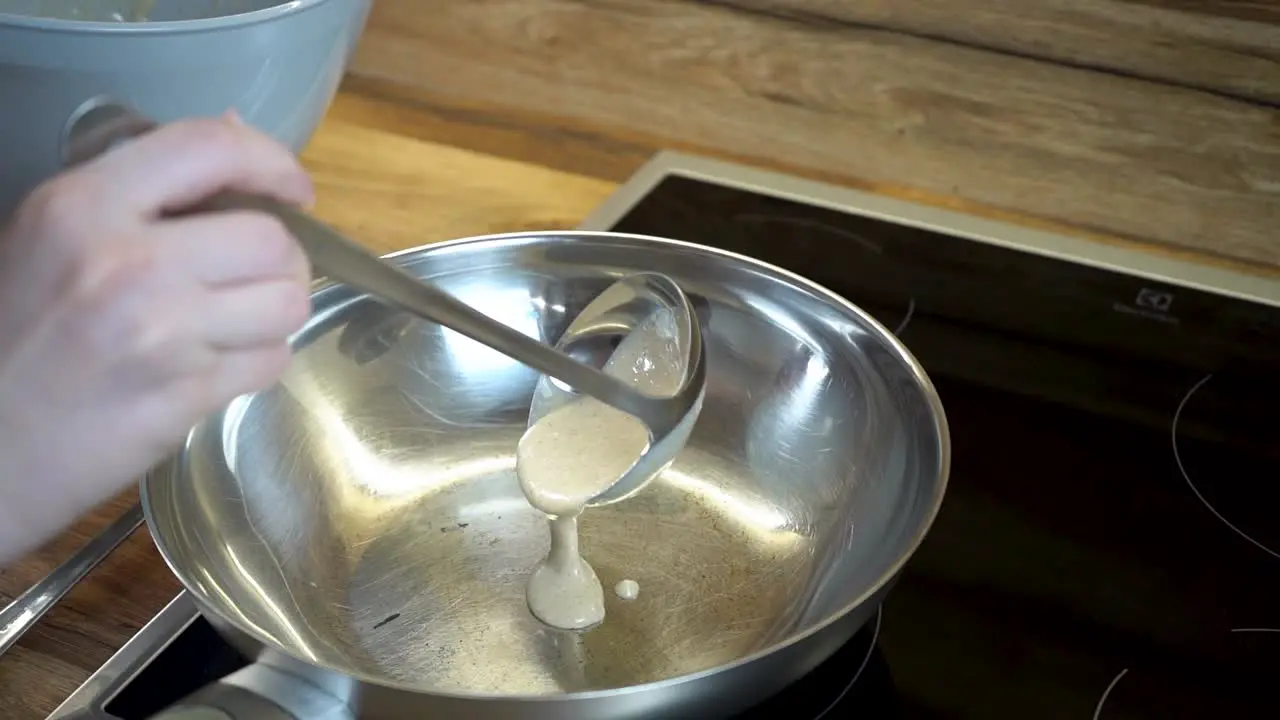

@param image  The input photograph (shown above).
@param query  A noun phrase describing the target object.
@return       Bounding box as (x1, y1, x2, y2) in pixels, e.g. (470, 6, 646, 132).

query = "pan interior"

(145, 237, 945, 695)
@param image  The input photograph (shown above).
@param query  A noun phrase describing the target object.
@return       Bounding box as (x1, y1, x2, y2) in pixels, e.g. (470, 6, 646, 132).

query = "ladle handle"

(61, 100, 675, 431)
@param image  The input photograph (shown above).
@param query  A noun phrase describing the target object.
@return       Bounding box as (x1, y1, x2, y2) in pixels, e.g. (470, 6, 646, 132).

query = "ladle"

(61, 99, 707, 507)
(0, 101, 711, 664)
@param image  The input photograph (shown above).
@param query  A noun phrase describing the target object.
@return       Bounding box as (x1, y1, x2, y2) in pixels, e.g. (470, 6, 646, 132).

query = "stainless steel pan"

(137, 231, 950, 719)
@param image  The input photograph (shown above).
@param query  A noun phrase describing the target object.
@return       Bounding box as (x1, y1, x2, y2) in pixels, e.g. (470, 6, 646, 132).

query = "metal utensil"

(0, 503, 144, 656)
(63, 100, 707, 507)
(0, 97, 704, 661)
(527, 272, 704, 505)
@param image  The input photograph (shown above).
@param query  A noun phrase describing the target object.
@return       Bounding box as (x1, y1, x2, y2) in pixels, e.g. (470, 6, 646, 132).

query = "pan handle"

(149, 650, 358, 720)
(150, 667, 354, 720)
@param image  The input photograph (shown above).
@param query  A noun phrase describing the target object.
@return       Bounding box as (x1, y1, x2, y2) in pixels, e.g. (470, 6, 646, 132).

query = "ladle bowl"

(527, 271, 705, 507)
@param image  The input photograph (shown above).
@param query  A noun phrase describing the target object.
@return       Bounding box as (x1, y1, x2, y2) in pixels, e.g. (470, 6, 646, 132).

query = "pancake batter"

(517, 308, 685, 630)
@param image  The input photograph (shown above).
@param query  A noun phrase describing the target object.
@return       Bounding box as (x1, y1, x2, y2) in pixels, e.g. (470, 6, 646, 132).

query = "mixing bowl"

(0, 0, 371, 217)
(143, 231, 951, 719)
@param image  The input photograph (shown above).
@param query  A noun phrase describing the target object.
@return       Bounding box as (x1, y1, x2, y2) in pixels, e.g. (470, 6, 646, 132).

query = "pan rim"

(141, 229, 952, 704)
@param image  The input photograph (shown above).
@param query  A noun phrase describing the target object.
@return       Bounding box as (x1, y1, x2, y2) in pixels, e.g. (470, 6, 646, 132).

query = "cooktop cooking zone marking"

(1092, 628, 1280, 719)
(729, 212, 917, 337)
(813, 607, 882, 720)
(1173, 374, 1280, 562)
(1091, 668, 1129, 720)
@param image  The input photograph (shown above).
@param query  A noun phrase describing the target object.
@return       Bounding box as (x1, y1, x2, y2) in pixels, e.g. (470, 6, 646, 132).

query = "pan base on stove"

(335, 451, 814, 694)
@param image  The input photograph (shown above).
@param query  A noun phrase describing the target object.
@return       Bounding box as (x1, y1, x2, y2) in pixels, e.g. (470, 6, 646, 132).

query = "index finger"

(83, 115, 315, 218)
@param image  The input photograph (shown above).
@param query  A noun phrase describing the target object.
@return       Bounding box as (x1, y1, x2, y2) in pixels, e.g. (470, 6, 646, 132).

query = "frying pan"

(136, 230, 950, 719)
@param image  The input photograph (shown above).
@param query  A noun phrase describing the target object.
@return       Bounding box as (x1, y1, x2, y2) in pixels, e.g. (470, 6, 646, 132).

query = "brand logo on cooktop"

(1114, 287, 1180, 324)
(1135, 287, 1174, 312)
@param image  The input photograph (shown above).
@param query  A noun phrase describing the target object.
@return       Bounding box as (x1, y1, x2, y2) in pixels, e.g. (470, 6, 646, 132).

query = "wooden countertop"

(350, 0, 1280, 270)
(0, 83, 1272, 718)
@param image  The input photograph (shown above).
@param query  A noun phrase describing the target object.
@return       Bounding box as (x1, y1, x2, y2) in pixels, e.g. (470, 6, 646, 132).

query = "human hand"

(0, 114, 314, 564)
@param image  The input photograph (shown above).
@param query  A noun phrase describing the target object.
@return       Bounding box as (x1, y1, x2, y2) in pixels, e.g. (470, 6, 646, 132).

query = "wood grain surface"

(721, 0, 1280, 103)
(0, 91, 616, 720)
(349, 0, 1280, 268)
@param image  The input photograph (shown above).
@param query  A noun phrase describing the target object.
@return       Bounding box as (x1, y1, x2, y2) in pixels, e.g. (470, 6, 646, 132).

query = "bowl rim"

(142, 229, 953, 703)
(0, 0, 337, 34)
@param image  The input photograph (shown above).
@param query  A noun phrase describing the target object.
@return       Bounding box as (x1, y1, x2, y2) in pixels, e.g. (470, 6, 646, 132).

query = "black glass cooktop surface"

(604, 174, 1280, 718)
(88, 170, 1280, 719)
